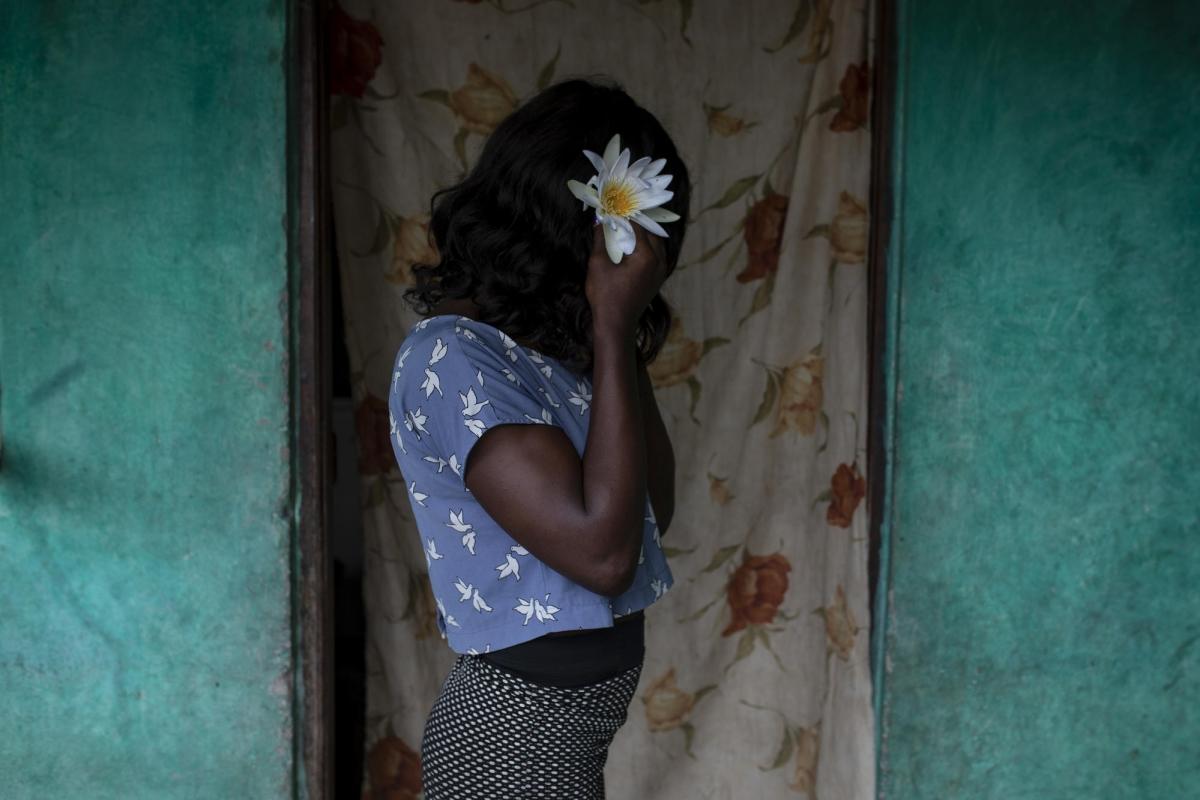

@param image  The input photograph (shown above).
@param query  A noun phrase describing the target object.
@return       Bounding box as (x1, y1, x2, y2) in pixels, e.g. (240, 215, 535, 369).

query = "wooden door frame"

(290, 0, 334, 796)
(866, 0, 899, 790)
(290, 0, 897, 792)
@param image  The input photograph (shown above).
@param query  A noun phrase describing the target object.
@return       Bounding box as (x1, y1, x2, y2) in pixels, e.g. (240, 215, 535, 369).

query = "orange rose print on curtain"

(703, 102, 757, 137)
(805, 191, 868, 265)
(826, 462, 865, 528)
(708, 473, 735, 506)
(723, 552, 792, 635)
(448, 64, 519, 135)
(829, 62, 870, 132)
(752, 347, 825, 438)
(364, 735, 422, 800)
(772, 353, 824, 437)
(648, 317, 730, 423)
(355, 392, 394, 475)
(788, 724, 821, 795)
(818, 585, 860, 660)
(328, 3, 384, 98)
(420, 63, 519, 168)
(737, 192, 790, 283)
(641, 667, 717, 758)
(743, 701, 822, 797)
(830, 191, 868, 263)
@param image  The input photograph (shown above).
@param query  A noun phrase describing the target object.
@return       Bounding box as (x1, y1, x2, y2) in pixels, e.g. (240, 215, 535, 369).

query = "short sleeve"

(395, 323, 563, 487)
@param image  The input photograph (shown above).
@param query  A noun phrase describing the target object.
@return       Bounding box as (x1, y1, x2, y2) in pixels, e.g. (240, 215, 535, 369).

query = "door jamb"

(290, 0, 333, 796)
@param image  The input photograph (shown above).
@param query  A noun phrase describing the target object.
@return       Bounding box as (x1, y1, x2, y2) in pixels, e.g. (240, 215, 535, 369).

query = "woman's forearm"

(579, 320, 648, 594)
(636, 359, 675, 535)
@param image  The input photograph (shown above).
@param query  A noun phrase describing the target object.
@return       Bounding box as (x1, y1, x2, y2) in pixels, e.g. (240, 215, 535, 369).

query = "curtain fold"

(329, 1, 876, 796)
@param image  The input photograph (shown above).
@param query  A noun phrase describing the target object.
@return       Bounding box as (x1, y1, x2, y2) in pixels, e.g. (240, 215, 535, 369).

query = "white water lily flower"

(567, 133, 680, 264)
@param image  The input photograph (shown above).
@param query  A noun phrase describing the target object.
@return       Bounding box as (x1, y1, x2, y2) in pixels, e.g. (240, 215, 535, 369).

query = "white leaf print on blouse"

(408, 481, 428, 507)
(523, 408, 554, 425)
(447, 454, 462, 478)
(389, 410, 406, 455)
(436, 596, 461, 628)
(568, 381, 592, 415)
(460, 387, 489, 416)
(514, 594, 561, 625)
(497, 330, 519, 361)
(446, 509, 476, 555)
(424, 538, 443, 567)
(527, 350, 554, 379)
(453, 578, 494, 613)
(495, 553, 521, 581)
(472, 589, 492, 612)
(502, 368, 520, 385)
(429, 337, 448, 364)
(455, 324, 480, 343)
(460, 386, 489, 438)
(651, 578, 668, 599)
(404, 408, 430, 439)
(423, 454, 447, 473)
(538, 387, 561, 408)
(420, 368, 442, 398)
(392, 345, 412, 390)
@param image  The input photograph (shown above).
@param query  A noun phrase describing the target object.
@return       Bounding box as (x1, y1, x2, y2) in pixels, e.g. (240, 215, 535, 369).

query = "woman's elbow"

(591, 545, 641, 597)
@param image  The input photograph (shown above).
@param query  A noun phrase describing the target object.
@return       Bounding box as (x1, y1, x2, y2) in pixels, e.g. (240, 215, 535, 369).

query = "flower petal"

(612, 214, 635, 238)
(646, 174, 673, 190)
(614, 221, 637, 254)
(567, 179, 600, 209)
(612, 147, 631, 182)
(634, 188, 674, 208)
(627, 156, 652, 178)
(642, 158, 667, 178)
(602, 221, 624, 264)
(583, 149, 608, 177)
(642, 206, 681, 223)
(602, 134, 621, 169)
(632, 211, 669, 238)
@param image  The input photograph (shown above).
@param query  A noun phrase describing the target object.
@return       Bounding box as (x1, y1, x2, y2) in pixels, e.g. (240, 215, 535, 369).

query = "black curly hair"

(402, 77, 691, 375)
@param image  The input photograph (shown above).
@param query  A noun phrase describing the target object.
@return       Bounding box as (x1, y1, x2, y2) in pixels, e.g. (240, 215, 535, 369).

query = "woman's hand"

(585, 223, 669, 335)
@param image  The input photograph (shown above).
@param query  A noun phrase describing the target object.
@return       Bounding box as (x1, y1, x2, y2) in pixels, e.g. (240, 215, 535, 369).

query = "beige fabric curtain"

(329, 1, 876, 796)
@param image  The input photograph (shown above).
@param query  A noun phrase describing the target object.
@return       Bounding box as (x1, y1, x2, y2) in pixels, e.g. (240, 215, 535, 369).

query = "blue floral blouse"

(387, 314, 675, 655)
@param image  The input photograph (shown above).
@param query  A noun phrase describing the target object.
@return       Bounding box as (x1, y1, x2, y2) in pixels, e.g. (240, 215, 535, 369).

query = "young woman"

(388, 78, 690, 799)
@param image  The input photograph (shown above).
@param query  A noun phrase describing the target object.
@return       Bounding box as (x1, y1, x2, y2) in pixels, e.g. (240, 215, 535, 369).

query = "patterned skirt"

(421, 653, 644, 799)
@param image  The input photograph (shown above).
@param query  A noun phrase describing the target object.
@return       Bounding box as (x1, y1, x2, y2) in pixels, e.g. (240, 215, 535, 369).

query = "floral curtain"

(329, 0, 876, 797)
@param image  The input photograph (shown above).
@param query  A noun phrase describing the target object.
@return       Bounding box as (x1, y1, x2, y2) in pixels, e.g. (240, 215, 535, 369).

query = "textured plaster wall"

(0, 2, 294, 797)
(880, 1, 1200, 797)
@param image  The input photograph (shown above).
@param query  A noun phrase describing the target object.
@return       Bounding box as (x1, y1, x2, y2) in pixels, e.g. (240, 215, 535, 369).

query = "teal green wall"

(879, 1, 1200, 797)
(1, 3, 295, 798)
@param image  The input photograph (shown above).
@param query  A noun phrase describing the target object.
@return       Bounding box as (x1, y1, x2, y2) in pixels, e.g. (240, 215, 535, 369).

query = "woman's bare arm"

(461, 227, 665, 597)
(636, 357, 675, 535)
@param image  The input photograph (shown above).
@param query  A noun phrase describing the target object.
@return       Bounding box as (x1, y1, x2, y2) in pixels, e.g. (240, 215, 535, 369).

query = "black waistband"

(480, 611, 645, 688)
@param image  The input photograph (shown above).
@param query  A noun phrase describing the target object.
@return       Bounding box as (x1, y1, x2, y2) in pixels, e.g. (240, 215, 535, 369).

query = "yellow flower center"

(599, 180, 637, 219)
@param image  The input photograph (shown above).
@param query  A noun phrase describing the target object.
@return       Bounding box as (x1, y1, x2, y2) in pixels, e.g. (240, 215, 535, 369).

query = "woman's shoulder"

(391, 315, 546, 402)
(399, 314, 568, 372)
(397, 315, 511, 357)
